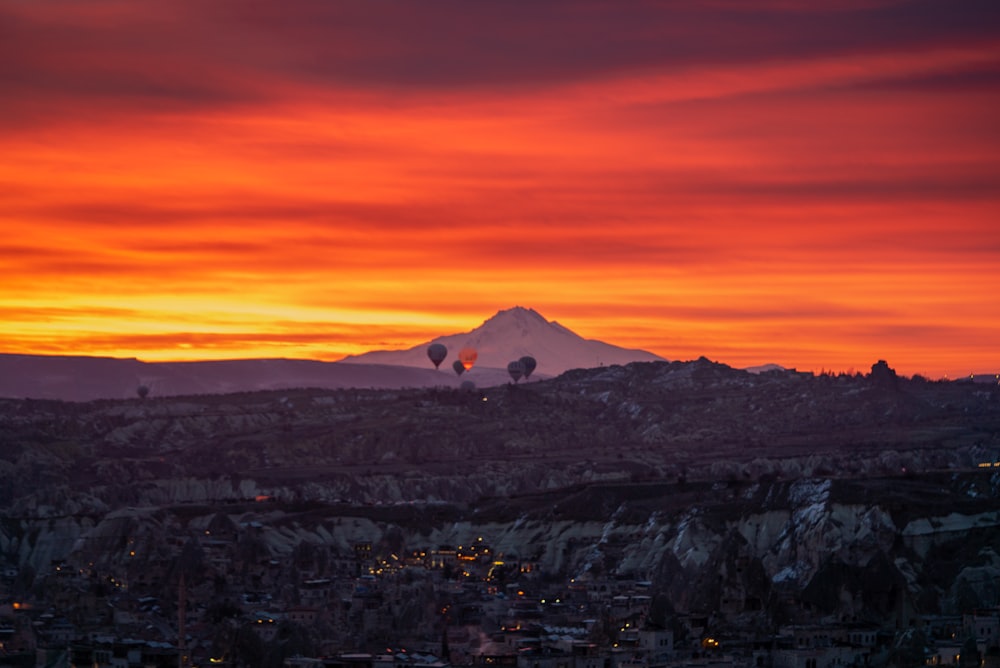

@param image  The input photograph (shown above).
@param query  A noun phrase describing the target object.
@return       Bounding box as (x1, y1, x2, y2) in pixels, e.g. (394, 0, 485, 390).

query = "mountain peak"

(342, 307, 666, 375)
(472, 306, 554, 340)
(483, 306, 547, 325)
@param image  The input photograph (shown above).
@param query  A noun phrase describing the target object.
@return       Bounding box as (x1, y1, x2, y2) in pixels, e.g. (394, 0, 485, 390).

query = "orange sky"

(2, 0, 998, 378)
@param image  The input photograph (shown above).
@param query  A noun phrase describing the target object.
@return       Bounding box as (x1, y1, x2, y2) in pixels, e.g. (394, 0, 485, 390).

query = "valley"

(1, 359, 998, 667)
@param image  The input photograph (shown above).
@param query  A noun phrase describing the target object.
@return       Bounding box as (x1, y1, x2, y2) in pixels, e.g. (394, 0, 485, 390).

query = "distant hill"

(0, 354, 518, 402)
(340, 306, 665, 376)
(744, 363, 787, 374)
(0, 307, 665, 401)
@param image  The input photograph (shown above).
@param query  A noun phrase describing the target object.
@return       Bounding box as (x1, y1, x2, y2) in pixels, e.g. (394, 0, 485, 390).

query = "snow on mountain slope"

(338, 306, 665, 376)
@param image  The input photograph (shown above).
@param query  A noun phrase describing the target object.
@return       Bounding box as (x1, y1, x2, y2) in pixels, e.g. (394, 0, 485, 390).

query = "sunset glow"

(2, 1, 998, 377)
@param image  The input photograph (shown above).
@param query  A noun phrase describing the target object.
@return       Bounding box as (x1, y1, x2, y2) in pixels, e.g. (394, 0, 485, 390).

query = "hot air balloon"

(427, 343, 448, 369)
(452, 360, 466, 376)
(507, 360, 524, 383)
(519, 355, 537, 379)
(458, 347, 478, 371)
(136, 385, 150, 399)
(460, 380, 477, 392)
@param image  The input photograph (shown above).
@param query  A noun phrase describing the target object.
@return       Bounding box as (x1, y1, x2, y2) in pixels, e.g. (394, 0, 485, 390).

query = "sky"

(2, 0, 999, 378)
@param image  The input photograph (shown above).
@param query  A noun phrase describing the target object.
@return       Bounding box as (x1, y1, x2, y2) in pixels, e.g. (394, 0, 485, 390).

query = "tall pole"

(178, 574, 187, 668)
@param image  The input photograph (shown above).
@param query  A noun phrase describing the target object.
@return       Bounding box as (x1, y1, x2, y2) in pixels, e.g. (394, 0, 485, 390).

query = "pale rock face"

(3, 475, 999, 622)
(668, 511, 720, 571)
(903, 510, 1000, 560)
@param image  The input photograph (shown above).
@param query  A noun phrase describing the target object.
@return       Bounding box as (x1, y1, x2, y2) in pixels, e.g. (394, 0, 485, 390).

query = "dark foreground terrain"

(1, 359, 998, 666)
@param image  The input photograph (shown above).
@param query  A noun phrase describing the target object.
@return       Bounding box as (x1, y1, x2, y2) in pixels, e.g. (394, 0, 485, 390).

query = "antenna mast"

(178, 574, 187, 668)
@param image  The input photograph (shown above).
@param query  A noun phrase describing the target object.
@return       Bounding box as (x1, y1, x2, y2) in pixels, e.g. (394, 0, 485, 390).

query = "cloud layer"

(2, 0, 998, 376)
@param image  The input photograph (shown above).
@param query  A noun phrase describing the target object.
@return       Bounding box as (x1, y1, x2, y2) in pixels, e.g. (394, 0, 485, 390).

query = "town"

(2, 498, 998, 668)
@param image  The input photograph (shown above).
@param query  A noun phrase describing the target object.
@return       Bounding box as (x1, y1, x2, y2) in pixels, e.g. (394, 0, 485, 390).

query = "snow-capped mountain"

(338, 306, 665, 376)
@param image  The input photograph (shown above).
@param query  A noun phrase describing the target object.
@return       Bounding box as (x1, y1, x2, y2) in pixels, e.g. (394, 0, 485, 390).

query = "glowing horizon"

(2, 1, 998, 379)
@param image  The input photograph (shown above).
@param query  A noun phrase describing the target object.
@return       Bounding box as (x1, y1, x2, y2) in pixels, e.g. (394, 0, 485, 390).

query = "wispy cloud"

(1, 0, 998, 376)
